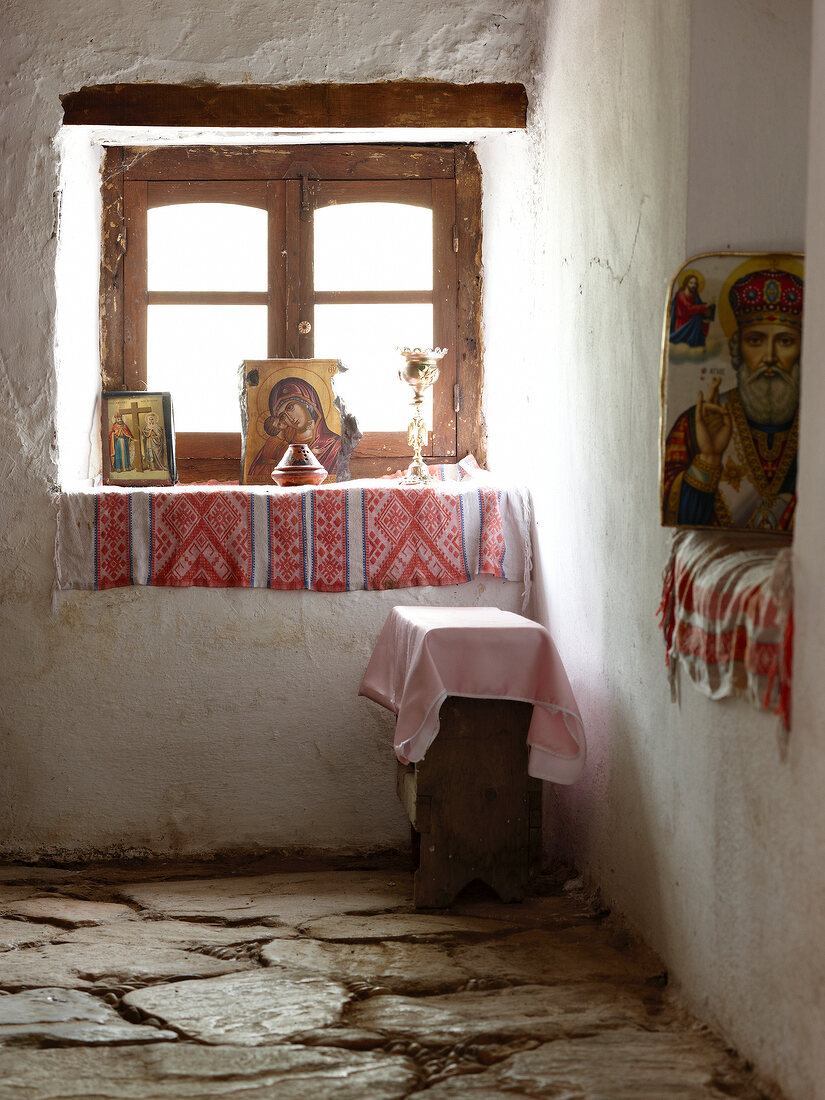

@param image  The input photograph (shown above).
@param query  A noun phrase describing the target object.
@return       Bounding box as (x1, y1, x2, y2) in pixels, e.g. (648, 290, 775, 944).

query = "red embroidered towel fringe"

(659, 531, 792, 728)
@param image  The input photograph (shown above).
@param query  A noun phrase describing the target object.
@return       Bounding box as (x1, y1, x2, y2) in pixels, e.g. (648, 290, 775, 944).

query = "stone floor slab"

(0, 988, 177, 1047)
(119, 871, 413, 924)
(0, 940, 256, 992)
(261, 937, 474, 994)
(0, 888, 47, 907)
(450, 926, 660, 985)
(123, 971, 350, 1044)
(0, 866, 769, 1099)
(350, 982, 673, 1046)
(295, 1026, 390, 1050)
(299, 913, 512, 941)
(0, 1043, 417, 1099)
(57, 920, 296, 950)
(0, 920, 61, 952)
(449, 893, 597, 929)
(2, 899, 135, 928)
(409, 1028, 765, 1099)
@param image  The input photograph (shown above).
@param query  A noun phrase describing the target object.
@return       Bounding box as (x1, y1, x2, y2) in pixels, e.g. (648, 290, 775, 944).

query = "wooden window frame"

(101, 144, 484, 482)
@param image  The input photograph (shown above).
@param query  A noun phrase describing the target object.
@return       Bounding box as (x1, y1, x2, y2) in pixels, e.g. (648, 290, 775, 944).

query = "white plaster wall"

(0, 581, 522, 858)
(687, 0, 811, 255)
(54, 130, 104, 484)
(0, 0, 538, 858)
(786, 0, 825, 1094)
(482, 0, 824, 1096)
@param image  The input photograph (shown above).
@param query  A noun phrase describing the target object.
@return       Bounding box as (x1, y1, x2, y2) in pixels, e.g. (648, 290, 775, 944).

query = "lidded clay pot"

(271, 443, 328, 487)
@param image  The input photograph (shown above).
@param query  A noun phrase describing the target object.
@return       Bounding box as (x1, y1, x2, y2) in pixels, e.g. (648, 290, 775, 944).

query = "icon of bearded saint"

(663, 267, 802, 532)
(247, 377, 342, 483)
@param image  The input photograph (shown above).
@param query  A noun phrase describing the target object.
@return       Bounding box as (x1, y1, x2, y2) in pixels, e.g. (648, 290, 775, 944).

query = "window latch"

(296, 170, 320, 221)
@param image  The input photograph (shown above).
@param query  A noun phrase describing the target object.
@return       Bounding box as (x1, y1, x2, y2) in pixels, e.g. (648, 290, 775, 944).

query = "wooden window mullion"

(285, 180, 301, 358)
(314, 290, 432, 305)
(268, 180, 287, 358)
(146, 180, 267, 208)
(123, 180, 148, 392)
(454, 147, 484, 467)
(146, 291, 268, 305)
(298, 187, 315, 359)
(100, 148, 125, 390)
(431, 178, 458, 459)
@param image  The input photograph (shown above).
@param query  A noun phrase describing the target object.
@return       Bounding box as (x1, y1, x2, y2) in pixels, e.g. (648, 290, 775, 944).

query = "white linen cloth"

(359, 606, 585, 784)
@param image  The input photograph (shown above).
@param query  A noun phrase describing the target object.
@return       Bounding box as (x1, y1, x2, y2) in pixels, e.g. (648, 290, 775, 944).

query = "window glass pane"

(148, 204, 267, 291)
(314, 303, 433, 432)
(147, 305, 267, 432)
(314, 203, 433, 292)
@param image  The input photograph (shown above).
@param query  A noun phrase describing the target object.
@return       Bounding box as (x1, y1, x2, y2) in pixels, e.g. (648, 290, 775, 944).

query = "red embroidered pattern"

(478, 487, 506, 577)
(312, 488, 348, 592)
(674, 621, 777, 673)
(659, 534, 790, 724)
(269, 493, 305, 590)
(364, 487, 466, 589)
(675, 579, 780, 633)
(151, 492, 252, 587)
(96, 495, 131, 589)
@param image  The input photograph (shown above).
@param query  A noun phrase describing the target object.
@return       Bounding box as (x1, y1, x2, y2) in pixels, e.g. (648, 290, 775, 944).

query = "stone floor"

(0, 859, 780, 1099)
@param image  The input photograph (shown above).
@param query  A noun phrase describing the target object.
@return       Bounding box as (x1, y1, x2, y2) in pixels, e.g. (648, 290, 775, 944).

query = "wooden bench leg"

(397, 697, 540, 908)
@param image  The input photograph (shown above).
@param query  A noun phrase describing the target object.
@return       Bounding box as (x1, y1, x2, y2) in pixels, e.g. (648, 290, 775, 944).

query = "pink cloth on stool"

(358, 606, 585, 784)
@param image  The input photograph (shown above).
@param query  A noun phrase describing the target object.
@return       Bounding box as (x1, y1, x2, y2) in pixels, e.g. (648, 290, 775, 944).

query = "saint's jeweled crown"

(729, 268, 804, 328)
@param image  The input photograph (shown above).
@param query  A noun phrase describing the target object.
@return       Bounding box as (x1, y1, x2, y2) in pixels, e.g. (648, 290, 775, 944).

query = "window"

(102, 145, 483, 482)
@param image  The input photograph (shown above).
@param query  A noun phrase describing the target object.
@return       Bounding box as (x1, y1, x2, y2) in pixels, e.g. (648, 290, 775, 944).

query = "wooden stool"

(396, 696, 542, 908)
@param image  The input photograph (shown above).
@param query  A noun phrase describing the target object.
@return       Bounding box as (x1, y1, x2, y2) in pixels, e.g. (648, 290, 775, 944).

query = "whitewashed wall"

(6, 0, 825, 1091)
(687, 0, 811, 255)
(787, 0, 825, 1095)
(0, 0, 538, 859)
(482, 1, 824, 1096)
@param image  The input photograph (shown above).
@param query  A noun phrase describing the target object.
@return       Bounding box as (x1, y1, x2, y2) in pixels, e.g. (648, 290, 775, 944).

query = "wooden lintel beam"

(61, 82, 528, 130)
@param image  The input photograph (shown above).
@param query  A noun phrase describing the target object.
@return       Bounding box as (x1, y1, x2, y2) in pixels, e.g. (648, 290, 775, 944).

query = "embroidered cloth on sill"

(359, 606, 585, 785)
(658, 529, 793, 727)
(380, 455, 485, 482)
(55, 475, 531, 595)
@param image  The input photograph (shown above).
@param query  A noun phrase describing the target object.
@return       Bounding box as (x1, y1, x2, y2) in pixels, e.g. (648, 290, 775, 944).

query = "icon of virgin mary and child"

(247, 377, 341, 482)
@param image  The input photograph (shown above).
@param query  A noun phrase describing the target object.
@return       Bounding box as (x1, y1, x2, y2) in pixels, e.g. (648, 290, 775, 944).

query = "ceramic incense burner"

(271, 443, 329, 487)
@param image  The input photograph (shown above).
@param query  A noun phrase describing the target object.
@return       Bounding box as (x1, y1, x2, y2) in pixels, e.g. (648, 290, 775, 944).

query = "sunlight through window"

(148, 305, 267, 432)
(148, 203, 267, 291)
(314, 203, 434, 431)
(315, 202, 433, 292)
(315, 304, 433, 431)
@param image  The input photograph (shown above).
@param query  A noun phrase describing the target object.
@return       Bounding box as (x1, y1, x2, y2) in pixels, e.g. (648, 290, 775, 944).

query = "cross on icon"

(115, 399, 153, 473)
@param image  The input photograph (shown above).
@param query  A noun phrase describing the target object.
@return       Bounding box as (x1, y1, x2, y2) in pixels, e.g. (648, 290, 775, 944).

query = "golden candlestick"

(397, 347, 447, 485)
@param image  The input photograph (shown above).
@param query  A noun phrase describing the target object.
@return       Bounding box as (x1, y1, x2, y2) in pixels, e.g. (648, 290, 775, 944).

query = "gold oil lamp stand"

(397, 347, 447, 485)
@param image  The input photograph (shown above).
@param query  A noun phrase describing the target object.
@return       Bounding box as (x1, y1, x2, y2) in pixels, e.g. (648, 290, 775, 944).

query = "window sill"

(56, 468, 531, 597)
